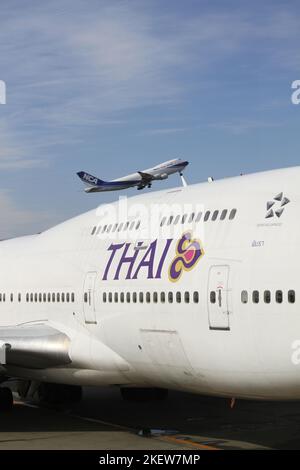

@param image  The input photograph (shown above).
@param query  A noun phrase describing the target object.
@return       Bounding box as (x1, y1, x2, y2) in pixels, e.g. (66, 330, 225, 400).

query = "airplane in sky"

(77, 158, 189, 192)
(0, 165, 299, 410)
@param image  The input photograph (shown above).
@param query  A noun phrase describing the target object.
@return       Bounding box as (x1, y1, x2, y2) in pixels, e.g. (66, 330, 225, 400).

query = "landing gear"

(121, 387, 168, 402)
(38, 383, 82, 405)
(0, 387, 13, 411)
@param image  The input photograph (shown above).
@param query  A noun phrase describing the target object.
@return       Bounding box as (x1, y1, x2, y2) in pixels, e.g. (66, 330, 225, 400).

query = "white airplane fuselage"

(1, 166, 300, 401)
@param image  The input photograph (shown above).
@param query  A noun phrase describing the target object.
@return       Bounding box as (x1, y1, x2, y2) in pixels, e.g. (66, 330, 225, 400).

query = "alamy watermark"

(93, 196, 206, 242)
(0, 80, 6, 104)
(291, 80, 300, 105)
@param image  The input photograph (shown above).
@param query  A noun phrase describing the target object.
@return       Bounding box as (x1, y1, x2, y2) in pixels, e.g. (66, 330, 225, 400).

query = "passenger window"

(84, 292, 88, 303)
(168, 292, 173, 303)
(276, 290, 283, 303)
(118, 223, 123, 232)
(48, 293, 51, 302)
(26, 293, 29, 302)
(34, 293, 38, 303)
(288, 290, 296, 303)
(66, 293, 70, 302)
(252, 290, 259, 303)
(43, 293, 46, 302)
(241, 290, 248, 304)
(153, 292, 158, 303)
(212, 210, 218, 221)
(96, 226, 102, 235)
(160, 292, 165, 303)
(52, 293, 55, 302)
(264, 290, 271, 304)
(71, 293, 75, 303)
(182, 214, 188, 224)
(17, 293, 21, 302)
(126, 292, 131, 303)
(114, 292, 119, 303)
(107, 225, 112, 233)
(39, 293, 42, 302)
(160, 217, 166, 227)
(174, 215, 180, 225)
(146, 292, 151, 303)
(229, 209, 237, 220)
(176, 291, 181, 303)
(193, 291, 199, 303)
(91, 226, 96, 235)
(108, 292, 113, 303)
(195, 212, 202, 222)
(184, 292, 190, 303)
(103, 292, 107, 303)
(204, 211, 210, 222)
(136, 221, 141, 230)
(189, 213, 195, 223)
(61, 293, 65, 302)
(57, 293, 60, 302)
(132, 292, 137, 303)
(168, 216, 174, 225)
(10, 293, 13, 302)
(220, 209, 228, 220)
(120, 292, 125, 303)
(210, 291, 216, 303)
(112, 223, 118, 232)
(139, 292, 143, 303)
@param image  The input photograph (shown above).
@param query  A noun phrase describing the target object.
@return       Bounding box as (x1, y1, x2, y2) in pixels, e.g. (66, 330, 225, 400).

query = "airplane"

(77, 158, 189, 192)
(0, 165, 299, 410)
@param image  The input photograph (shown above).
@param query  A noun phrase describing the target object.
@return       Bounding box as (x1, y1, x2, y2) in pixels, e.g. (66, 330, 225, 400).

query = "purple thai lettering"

(102, 243, 125, 280)
(132, 240, 158, 279)
(155, 239, 173, 279)
(114, 242, 143, 280)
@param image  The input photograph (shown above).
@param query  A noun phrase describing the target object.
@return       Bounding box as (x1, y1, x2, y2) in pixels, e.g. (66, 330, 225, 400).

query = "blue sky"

(0, 0, 300, 238)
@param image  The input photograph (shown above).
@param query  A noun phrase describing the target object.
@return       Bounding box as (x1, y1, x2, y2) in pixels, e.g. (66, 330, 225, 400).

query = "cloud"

(208, 120, 284, 135)
(140, 127, 188, 136)
(0, 190, 57, 239)
(0, 1, 300, 171)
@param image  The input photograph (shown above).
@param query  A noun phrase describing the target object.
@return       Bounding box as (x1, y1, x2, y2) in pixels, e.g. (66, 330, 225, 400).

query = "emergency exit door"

(83, 271, 97, 324)
(208, 265, 230, 330)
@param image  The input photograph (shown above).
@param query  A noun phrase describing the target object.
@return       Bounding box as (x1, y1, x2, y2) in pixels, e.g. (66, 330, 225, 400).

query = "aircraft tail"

(77, 171, 104, 187)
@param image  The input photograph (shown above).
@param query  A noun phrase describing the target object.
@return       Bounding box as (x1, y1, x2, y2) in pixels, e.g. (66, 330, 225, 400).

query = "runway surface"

(0, 387, 300, 449)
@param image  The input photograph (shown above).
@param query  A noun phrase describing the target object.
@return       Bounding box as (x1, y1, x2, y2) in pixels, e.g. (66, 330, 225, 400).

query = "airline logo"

(102, 232, 204, 282)
(265, 192, 290, 219)
(83, 173, 98, 185)
(169, 232, 204, 282)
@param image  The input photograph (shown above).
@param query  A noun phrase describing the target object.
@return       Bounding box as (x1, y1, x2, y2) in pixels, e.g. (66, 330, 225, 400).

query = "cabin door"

(83, 271, 97, 324)
(208, 265, 230, 330)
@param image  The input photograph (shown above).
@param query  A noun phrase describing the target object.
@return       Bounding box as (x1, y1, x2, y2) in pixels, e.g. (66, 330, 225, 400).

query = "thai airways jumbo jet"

(0, 165, 299, 410)
(77, 158, 189, 192)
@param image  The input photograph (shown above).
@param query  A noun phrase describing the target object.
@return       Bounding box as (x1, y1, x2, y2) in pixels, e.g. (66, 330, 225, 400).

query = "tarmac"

(0, 387, 300, 450)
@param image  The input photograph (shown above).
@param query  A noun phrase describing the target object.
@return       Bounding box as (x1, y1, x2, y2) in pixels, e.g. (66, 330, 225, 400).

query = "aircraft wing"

(138, 171, 154, 183)
(0, 324, 71, 369)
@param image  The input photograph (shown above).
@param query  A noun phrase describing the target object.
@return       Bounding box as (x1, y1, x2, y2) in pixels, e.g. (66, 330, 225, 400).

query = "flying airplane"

(77, 158, 189, 192)
(0, 165, 299, 410)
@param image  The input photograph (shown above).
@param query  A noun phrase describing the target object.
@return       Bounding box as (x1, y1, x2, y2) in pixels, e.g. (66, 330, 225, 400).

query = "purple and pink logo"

(168, 232, 204, 282)
(102, 232, 204, 282)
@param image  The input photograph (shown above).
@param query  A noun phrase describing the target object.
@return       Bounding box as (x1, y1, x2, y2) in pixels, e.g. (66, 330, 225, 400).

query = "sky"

(0, 0, 300, 238)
